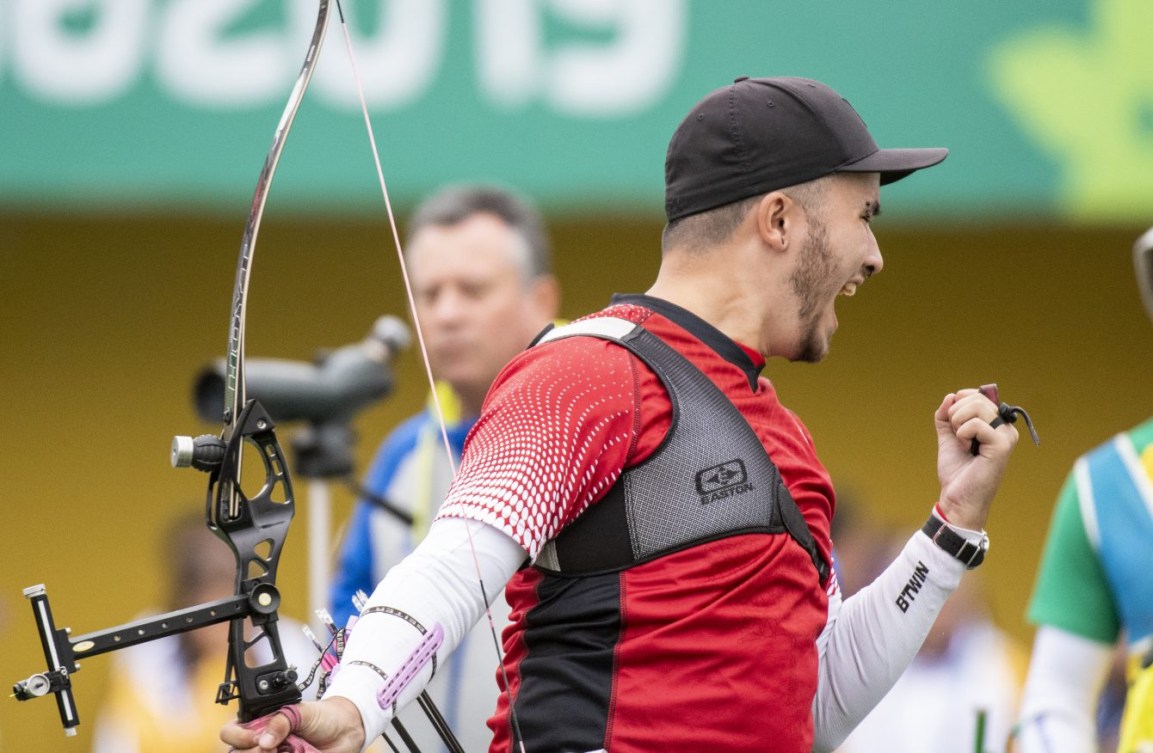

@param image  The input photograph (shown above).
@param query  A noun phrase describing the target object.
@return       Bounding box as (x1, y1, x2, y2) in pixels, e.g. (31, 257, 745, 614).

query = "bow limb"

(205, 0, 333, 722)
(222, 0, 333, 467)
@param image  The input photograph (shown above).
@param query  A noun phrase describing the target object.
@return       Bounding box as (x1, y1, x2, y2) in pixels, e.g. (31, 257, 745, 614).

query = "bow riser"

(10, 0, 331, 735)
(207, 398, 303, 721)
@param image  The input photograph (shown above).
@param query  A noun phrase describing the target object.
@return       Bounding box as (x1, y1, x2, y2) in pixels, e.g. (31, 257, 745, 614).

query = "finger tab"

(280, 705, 302, 733)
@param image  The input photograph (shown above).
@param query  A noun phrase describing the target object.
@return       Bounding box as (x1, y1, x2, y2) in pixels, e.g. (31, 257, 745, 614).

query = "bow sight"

(12, 397, 304, 733)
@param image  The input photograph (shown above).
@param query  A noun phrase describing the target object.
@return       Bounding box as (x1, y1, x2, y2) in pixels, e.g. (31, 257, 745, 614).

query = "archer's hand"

(934, 388, 1019, 531)
(221, 698, 366, 753)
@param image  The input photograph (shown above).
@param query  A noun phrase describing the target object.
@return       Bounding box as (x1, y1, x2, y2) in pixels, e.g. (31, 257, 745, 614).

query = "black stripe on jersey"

(514, 571, 622, 751)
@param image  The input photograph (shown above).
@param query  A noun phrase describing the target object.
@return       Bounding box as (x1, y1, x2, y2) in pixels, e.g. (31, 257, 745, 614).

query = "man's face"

(787, 173, 883, 363)
(407, 213, 554, 413)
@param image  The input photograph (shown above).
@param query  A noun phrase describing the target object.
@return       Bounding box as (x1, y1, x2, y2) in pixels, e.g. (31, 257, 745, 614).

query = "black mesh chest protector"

(532, 318, 830, 586)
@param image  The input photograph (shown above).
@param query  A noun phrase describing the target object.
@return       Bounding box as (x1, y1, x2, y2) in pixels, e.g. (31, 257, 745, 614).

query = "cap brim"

(838, 147, 949, 185)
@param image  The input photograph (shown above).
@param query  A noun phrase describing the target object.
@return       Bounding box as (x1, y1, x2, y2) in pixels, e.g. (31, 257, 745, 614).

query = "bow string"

(328, 1, 527, 749)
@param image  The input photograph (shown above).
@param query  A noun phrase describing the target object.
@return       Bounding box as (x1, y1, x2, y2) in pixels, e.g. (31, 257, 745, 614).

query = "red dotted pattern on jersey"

(437, 305, 654, 556)
(468, 300, 838, 753)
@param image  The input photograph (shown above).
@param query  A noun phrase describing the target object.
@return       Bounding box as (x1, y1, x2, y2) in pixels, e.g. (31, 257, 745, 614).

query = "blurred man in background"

(1015, 227, 1153, 753)
(328, 184, 560, 752)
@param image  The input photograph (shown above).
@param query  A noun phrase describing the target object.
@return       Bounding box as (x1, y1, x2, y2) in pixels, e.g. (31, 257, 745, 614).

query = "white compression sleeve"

(324, 517, 526, 748)
(1015, 626, 1113, 753)
(812, 524, 970, 752)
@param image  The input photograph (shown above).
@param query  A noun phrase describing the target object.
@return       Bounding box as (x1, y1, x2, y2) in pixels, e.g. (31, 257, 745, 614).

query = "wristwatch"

(922, 515, 989, 569)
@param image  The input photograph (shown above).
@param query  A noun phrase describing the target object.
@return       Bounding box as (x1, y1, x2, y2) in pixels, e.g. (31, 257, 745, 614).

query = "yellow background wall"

(2, 212, 1151, 751)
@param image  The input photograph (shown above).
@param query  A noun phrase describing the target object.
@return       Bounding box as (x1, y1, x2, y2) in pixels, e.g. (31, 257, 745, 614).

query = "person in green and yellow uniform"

(1016, 227, 1153, 753)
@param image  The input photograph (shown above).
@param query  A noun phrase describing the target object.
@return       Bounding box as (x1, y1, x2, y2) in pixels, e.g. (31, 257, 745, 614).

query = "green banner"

(1, 0, 1149, 221)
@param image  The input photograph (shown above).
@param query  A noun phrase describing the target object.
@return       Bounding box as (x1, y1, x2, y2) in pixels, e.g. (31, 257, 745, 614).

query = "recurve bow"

(11, 0, 326, 733)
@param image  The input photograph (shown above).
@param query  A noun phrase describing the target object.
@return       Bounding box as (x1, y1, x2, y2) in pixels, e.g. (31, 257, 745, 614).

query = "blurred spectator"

(827, 490, 893, 596)
(328, 184, 560, 752)
(1014, 227, 1153, 753)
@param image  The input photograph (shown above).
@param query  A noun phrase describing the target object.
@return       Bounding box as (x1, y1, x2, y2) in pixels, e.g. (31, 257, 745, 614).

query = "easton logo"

(695, 459, 754, 504)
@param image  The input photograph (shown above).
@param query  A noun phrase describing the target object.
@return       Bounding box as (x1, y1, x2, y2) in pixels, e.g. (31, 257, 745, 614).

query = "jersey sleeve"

(435, 336, 641, 558)
(1027, 469, 1120, 644)
(812, 524, 967, 751)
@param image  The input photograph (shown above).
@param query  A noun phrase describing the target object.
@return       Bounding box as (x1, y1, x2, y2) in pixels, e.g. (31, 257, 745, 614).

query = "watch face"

(967, 533, 989, 568)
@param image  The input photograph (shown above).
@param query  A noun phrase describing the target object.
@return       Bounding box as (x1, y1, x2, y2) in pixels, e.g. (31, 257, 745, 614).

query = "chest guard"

(533, 317, 829, 585)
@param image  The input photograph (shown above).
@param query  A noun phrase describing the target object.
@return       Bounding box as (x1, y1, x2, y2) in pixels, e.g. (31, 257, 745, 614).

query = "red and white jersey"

(438, 294, 838, 753)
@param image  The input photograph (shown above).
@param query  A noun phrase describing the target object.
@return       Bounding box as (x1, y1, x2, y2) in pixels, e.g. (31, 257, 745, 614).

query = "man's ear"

(529, 274, 562, 322)
(755, 191, 798, 253)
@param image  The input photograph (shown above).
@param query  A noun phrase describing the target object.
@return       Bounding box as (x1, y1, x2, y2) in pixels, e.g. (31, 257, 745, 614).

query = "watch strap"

(922, 515, 988, 569)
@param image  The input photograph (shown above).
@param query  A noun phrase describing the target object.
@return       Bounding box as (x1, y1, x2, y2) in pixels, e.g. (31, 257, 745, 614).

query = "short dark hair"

(406, 184, 551, 278)
(662, 194, 761, 252)
(661, 176, 829, 253)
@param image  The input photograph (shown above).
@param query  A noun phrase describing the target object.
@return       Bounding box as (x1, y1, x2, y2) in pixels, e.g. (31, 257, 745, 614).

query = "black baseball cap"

(664, 76, 948, 222)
